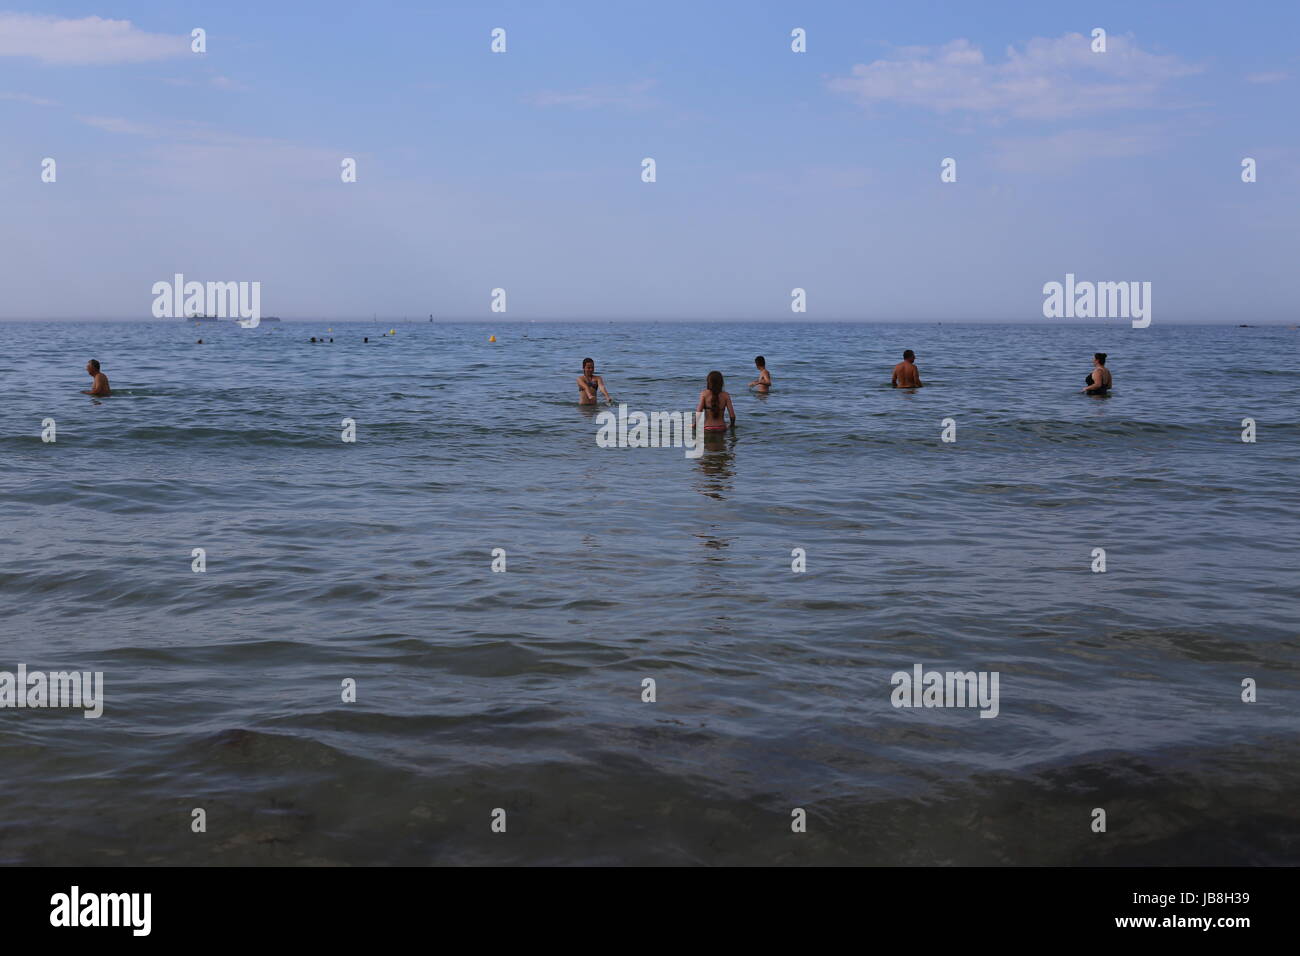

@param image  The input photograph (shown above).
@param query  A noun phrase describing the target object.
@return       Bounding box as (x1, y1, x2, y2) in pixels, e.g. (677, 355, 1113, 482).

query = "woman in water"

(696, 370, 736, 431)
(1082, 352, 1112, 395)
(577, 357, 613, 405)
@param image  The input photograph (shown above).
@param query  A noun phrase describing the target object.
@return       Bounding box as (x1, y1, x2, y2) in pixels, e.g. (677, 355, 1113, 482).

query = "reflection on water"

(693, 429, 737, 501)
(693, 431, 737, 586)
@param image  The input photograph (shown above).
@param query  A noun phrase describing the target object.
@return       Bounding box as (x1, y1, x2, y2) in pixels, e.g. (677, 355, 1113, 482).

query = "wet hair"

(1095, 352, 1107, 365)
(87, 359, 100, 372)
(754, 355, 766, 368)
(706, 370, 724, 414)
(582, 357, 594, 369)
(903, 350, 915, 361)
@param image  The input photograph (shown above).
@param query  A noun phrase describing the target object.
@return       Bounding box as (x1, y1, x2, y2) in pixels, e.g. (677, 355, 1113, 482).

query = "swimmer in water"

(696, 370, 736, 431)
(891, 349, 923, 388)
(748, 355, 771, 392)
(1082, 352, 1111, 395)
(576, 357, 613, 405)
(81, 359, 110, 397)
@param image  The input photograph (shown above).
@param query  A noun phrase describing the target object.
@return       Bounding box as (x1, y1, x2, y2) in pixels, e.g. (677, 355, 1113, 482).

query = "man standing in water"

(891, 350, 923, 388)
(577, 357, 613, 405)
(82, 359, 111, 397)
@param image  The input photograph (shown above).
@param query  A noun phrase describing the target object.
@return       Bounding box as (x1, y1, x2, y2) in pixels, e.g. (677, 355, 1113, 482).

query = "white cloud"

(829, 34, 1200, 120)
(0, 90, 57, 106)
(992, 127, 1165, 173)
(525, 79, 657, 110)
(1245, 71, 1289, 84)
(76, 115, 162, 135)
(164, 75, 251, 91)
(0, 13, 187, 65)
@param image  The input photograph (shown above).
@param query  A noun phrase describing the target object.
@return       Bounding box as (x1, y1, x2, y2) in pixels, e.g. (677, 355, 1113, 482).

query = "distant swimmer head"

(310, 337, 317, 343)
(706, 370, 724, 412)
(363, 337, 369, 343)
(1094, 352, 1107, 365)
(754, 355, 766, 368)
(903, 349, 915, 362)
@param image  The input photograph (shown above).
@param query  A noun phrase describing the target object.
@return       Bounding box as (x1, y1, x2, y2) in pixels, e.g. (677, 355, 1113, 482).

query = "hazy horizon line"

(2, 317, 1294, 326)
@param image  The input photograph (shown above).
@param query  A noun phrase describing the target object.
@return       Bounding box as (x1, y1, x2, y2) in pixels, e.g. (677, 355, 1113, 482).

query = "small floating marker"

(390, 329, 396, 335)
(489, 335, 496, 342)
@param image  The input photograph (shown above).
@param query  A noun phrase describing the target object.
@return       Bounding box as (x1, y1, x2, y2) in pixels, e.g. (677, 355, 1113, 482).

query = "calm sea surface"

(1, 319, 1297, 865)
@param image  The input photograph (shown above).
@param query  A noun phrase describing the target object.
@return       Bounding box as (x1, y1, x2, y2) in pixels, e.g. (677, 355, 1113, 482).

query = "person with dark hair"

(892, 349, 922, 388)
(576, 357, 612, 405)
(1082, 353, 1111, 395)
(82, 359, 110, 397)
(696, 370, 736, 431)
(748, 355, 771, 392)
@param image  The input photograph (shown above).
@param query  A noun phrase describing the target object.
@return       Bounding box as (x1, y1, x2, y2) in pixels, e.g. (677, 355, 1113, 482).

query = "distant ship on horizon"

(183, 314, 282, 322)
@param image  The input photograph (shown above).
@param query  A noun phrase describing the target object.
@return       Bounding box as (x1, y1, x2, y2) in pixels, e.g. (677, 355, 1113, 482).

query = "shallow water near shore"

(1, 319, 1298, 865)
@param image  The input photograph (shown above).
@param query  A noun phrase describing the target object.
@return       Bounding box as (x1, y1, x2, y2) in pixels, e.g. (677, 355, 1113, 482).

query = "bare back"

(892, 361, 921, 388)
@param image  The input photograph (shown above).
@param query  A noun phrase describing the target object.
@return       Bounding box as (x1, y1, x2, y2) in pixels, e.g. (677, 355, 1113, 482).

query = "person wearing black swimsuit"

(1082, 352, 1111, 395)
(577, 357, 613, 405)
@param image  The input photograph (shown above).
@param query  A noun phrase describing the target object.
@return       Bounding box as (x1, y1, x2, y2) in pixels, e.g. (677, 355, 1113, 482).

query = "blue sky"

(1, 0, 1297, 320)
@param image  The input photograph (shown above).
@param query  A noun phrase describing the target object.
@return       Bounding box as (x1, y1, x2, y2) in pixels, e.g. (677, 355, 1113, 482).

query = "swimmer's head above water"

(82, 358, 110, 396)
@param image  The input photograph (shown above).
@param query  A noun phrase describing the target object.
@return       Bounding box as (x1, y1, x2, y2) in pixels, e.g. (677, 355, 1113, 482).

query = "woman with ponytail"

(1082, 352, 1111, 395)
(696, 370, 736, 431)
